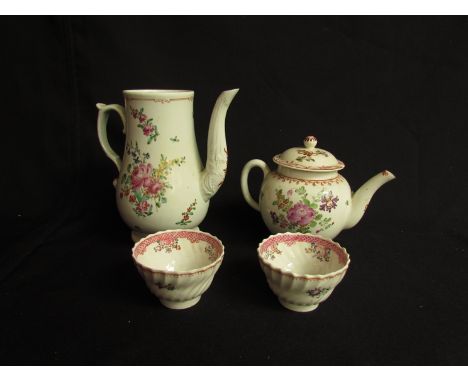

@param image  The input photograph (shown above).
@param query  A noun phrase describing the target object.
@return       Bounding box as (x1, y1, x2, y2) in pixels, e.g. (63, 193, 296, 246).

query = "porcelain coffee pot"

(97, 89, 239, 242)
(241, 135, 395, 239)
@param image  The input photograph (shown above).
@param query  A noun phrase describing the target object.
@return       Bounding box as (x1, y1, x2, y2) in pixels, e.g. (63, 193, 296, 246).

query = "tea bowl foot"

(279, 298, 319, 313)
(159, 296, 201, 310)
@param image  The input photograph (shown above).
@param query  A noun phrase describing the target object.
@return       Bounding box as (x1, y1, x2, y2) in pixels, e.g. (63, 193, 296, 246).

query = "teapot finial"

(303, 135, 317, 149)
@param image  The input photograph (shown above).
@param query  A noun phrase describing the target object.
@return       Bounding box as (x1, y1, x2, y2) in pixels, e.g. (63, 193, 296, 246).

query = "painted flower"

(146, 179, 162, 195)
(287, 202, 315, 226)
(129, 194, 136, 203)
(306, 287, 329, 297)
(270, 211, 279, 224)
(136, 200, 150, 214)
(297, 149, 314, 157)
(139, 114, 147, 123)
(131, 163, 153, 189)
(131, 109, 138, 118)
(287, 189, 293, 197)
(143, 125, 153, 136)
(320, 191, 339, 212)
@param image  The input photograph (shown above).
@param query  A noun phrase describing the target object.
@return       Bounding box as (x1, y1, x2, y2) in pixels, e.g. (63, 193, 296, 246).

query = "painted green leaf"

(134, 191, 143, 202)
(302, 197, 311, 207)
(295, 186, 307, 195)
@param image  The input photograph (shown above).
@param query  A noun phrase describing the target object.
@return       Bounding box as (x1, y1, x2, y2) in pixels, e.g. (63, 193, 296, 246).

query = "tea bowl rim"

(132, 229, 225, 277)
(257, 232, 350, 281)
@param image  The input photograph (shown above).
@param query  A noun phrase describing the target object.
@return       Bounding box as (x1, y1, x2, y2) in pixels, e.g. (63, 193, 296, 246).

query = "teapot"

(97, 89, 239, 242)
(241, 135, 395, 239)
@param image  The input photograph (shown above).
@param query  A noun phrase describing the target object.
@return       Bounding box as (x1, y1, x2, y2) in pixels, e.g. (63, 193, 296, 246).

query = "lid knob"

(304, 135, 317, 149)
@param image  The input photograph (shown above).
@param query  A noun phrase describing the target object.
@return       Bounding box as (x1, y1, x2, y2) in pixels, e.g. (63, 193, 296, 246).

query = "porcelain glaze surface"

(242, 136, 395, 239)
(97, 89, 238, 241)
(132, 229, 224, 309)
(257, 233, 350, 312)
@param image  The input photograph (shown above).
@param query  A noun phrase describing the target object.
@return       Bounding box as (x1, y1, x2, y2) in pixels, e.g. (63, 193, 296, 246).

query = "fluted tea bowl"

(132, 229, 224, 309)
(258, 233, 350, 312)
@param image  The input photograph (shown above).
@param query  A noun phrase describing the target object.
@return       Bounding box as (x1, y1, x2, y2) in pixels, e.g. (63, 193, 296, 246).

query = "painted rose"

(320, 191, 339, 212)
(131, 163, 153, 189)
(146, 179, 162, 195)
(139, 114, 147, 123)
(287, 202, 315, 226)
(131, 109, 138, 118)
(129, 194, 136, 203)
(143, 124, 153, 136)
(136, 200, 150, 214)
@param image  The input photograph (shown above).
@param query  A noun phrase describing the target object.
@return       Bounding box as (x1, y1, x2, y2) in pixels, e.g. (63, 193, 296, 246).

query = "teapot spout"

(200, 88, 239, 201)
(344, 170, 396, 230)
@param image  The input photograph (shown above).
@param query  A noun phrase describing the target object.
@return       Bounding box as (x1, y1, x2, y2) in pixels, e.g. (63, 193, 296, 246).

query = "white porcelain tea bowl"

(132, 229, 224, 309)
(257, 233, 350, 312)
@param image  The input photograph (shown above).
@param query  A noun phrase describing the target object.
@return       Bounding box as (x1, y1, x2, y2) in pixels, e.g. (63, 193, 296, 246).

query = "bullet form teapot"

(241, 135, 395, 239)
(97, 89, 239, 242)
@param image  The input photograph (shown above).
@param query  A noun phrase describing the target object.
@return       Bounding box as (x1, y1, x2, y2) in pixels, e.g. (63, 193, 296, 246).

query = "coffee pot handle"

(241, 159, 270, 211)
(96, 103, 126, 172)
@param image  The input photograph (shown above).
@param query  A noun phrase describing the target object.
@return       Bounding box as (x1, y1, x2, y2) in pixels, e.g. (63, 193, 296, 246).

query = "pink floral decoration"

(287, 202, 315, 226)
(131, 163, 153, 189)
(136, 200, 150, 214)
(143, 125, 154, 136)
(146, 179, 162, 195)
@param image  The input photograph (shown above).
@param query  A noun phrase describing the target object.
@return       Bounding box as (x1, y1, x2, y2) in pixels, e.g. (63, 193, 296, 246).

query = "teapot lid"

(273, 136, 345, 172)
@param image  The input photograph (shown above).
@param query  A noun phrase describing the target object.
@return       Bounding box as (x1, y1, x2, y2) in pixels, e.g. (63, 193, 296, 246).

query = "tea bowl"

(132, 229, 224, 309)
(257, 233, 350, 312)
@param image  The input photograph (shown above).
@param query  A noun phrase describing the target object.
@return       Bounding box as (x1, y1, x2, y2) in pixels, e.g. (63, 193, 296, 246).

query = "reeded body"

(259, 168, 352, 239)
(132, 229, 224, 310)
(241, 136, 395, 239)
(257, 233, 350, 312)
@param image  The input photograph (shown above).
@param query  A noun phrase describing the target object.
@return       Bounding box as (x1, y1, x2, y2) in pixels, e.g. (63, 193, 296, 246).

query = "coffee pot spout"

(200, 88, 239, 201)
(344, 170, 396, 230)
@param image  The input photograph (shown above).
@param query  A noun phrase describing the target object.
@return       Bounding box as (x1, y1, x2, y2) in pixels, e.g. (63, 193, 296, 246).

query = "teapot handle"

(96, 103, 126, 174)
(241, 159, 270, 212)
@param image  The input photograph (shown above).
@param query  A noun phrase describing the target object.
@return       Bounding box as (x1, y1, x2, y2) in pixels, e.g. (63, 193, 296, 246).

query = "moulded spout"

(200, 88, 239, 202)
(344, 170, 396, 230)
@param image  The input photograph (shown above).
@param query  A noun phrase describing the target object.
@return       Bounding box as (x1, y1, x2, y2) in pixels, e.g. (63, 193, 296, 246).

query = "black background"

(1, 16, 467, 365)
